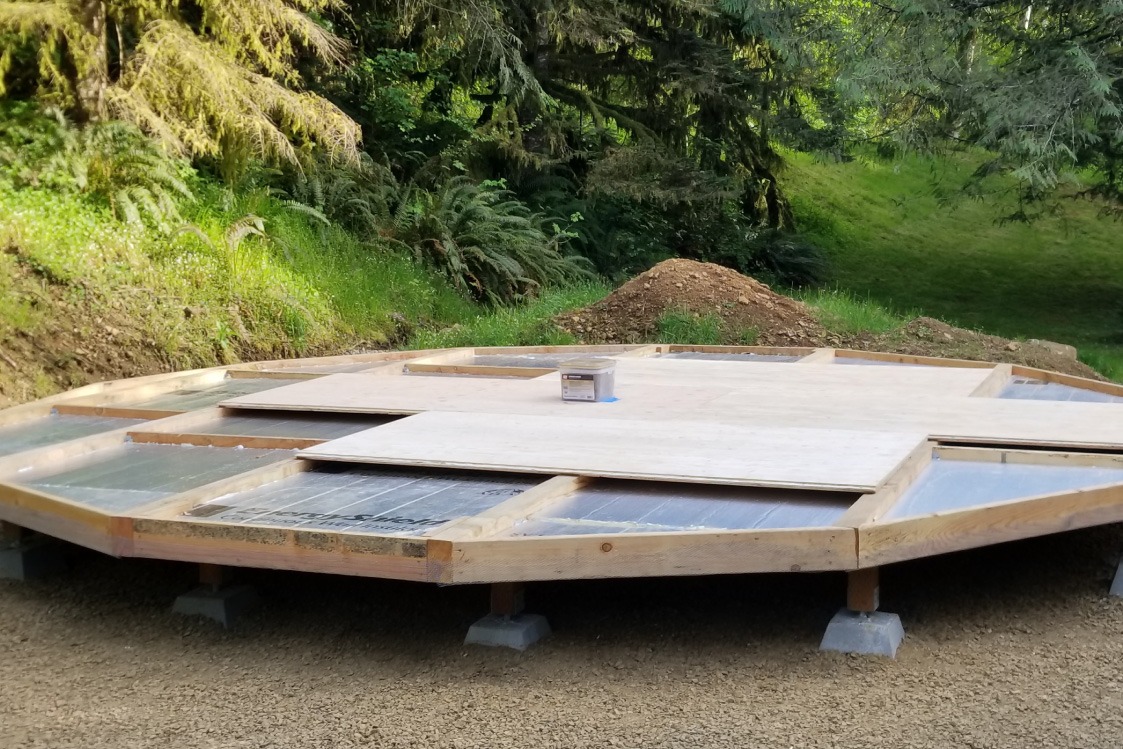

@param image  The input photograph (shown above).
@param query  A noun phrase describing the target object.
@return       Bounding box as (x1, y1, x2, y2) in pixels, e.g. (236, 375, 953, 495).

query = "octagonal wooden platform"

(2, 344, 1122, 586)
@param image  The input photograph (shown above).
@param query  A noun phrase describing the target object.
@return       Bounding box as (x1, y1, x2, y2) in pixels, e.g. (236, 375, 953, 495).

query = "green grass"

(0, 183, 478, 370)
(783, 148, 1123, 380)
(796, 288, 909, 337)
(655, 308, 724, 345)
(409, 282, 611, 349)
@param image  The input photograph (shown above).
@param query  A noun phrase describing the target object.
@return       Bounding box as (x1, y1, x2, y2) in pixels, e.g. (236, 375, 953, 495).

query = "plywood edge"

(857, 480, 1123, 567)
(429, 475, 592, 541)
(128, 518, 429, 581)
(1010, 365, 1123, 398)
(299, 452, 879, 493)
(836, 441, 934, 528)
(968, 363, 1013, 397)
(129, 458, 312, 520)
(440, 526, 857, 583)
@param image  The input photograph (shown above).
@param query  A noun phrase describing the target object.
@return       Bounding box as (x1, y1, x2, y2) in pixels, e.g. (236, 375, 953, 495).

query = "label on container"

(561, 373, 596, 401)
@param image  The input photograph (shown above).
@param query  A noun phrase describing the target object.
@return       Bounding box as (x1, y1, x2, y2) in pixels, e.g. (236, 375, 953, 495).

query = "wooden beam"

(224, 369, 324, 381)
(198, 562, 231, 591)
(934, 445, 1123, 469)
(430, 475, 593, 540)
(128, 431, 323, 450)
(0, 519, 26, 546)
(0, 429, 129, 478)
(404, 363, 556, 378)
(836, 441, 934, 528)
(968, 363, 1013, 397)
(1010, 365, 1123, 398)
(53, 404, 184, 420)
(796, 348, 836, 364)
(129, 458, 312, 520)
(129, 518, 431, 581)
(0, 482, 121, 555)
(666, 344, 817, 357)
(858, 480, 1123, 567)
(431, 526, 856, 584)
(490, 582, 525, 616)
(847, 567, 880, 612)
(832, 349, 996, 369)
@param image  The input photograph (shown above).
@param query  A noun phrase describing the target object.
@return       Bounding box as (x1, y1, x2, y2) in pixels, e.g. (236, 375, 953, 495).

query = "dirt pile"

(864, 317, 1103, 379)
(555, 258, 833, 346)
(557, 259, 1106, 380)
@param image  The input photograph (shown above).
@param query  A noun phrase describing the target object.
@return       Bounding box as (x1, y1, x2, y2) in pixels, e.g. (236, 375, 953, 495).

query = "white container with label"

(559, 358, 616, 402)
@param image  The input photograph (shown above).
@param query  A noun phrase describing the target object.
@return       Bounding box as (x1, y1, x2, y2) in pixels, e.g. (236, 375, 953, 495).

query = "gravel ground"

(2, 526, 1122, 749)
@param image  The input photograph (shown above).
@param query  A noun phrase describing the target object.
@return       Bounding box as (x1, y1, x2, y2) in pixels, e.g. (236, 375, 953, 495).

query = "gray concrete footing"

(464, 613, 551, 651)
(0, 536, 67, 580)
(1111, 558, 1123, 598)
(819, 608, 905, 658)
(172, 584, 260, 627)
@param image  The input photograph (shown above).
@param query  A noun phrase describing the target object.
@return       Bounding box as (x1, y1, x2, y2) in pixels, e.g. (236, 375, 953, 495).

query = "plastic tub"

(559, 358, 616, 402)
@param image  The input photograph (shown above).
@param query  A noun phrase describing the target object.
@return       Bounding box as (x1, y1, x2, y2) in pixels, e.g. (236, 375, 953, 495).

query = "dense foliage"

(2, 0, 1123, 299)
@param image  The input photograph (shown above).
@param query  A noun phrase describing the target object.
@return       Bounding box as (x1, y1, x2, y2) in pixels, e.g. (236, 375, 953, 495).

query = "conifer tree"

(0, 0, 360, 169)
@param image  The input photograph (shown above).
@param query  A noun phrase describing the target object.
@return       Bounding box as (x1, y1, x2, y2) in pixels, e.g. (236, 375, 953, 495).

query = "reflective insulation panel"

(508, 480, 856, 536)
(997, 377, 1123, 404)
(128, 378, 306, 412)
(11, 444, 293, 512)
(185, 409, 399, 440)
(185, 465, 540, 536)
(0, 414, 144, 457)
(884, 456, 1123, 520)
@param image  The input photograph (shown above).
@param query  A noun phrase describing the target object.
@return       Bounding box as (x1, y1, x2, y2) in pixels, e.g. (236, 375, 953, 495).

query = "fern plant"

(387, 178, 593, 304)
(0, 104, 193, 229)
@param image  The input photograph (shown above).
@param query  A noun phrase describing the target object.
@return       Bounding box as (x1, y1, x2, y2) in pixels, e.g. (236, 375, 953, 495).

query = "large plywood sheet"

(300, 411, 927, 492)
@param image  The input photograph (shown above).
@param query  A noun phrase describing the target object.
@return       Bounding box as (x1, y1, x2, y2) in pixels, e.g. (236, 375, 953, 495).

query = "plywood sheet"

(300, 411, 926, 492)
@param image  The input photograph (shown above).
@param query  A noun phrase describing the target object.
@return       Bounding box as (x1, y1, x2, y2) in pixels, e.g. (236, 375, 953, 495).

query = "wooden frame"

(2, 344, 1122, 591)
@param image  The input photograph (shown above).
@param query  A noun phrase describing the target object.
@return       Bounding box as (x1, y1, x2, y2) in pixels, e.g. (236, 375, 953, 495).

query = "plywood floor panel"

(300, 411, 927, 492)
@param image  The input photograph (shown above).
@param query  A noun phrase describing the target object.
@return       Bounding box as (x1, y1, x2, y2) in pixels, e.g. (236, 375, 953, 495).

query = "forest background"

(1, 0, 1122, 402)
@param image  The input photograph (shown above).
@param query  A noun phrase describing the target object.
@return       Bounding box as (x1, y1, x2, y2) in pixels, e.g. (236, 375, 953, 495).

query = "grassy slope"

(0, 184, 475, 403)
(782, 149, 1123, 378)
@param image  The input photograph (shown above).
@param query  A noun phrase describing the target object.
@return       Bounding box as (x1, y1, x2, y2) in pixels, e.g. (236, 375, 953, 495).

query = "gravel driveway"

(3, 525, 1122, 749)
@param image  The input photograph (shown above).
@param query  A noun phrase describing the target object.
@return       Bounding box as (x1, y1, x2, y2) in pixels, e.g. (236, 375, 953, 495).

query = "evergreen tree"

(0, 0, 360, 170)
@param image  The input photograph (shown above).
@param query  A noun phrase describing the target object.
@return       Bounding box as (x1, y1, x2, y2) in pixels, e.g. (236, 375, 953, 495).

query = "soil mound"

(866, 317, 1103, 379)
(557, 259, 1107, 380)
(555, 258, 831, 346)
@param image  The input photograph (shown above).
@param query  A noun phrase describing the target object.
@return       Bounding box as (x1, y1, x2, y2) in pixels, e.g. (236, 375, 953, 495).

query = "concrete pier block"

(820, 608, 905, 658)
(1111, 558, 1123, 598)
(0, 536, 67, 580)
(172, 584, 260, 627)
(465, 613, 551, 651)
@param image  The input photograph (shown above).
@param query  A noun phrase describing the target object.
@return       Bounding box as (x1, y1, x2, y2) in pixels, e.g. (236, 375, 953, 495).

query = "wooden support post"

(490, 582, 525, 617)
(198, 563, 231, 592)
(0, 520, 26, 548)
(847, 567, 880, 613)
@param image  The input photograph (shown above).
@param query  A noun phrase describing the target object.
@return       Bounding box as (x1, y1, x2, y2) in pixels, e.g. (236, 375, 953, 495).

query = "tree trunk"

(74, 0, 109, 122)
